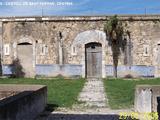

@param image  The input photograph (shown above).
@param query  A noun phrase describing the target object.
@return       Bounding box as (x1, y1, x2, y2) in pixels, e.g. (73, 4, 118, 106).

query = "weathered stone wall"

(1, 16, 160, 77)
(2, 16, 160, 66)
(0, 22, 2, 61)
(2, 20, 105, 65)
(127, 21, 160, 66)
(3, 22, 58, 64)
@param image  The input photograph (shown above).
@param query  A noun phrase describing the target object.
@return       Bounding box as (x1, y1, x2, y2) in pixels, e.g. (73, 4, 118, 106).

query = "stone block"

(0, 84, 47, 120)
(135, 85, 160, 113)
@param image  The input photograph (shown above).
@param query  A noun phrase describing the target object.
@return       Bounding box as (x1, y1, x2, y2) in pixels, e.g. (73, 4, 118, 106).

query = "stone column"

(58, 39, 63, 65)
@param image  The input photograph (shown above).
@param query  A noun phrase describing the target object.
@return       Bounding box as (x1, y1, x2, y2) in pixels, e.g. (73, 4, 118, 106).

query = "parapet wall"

(1, 15, 160, 22)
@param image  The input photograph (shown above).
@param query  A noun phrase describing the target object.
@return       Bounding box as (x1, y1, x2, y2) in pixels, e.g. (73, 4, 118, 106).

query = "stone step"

(87, 78, 102, 81)
(80, 89, 106, 95)
(83, 87, 104, 90)
(82, 90, 105, 93)
(82, 86, 104, 90)
(86, 81, 104, 83)
(85, 82, 104, 85)
(84, 101, 106, 107)
(79, 99, 106, 103)
(79, 91, 106, 94)
(79, 95, 106, 101)
(83, 85, 104, 88)
(79, 94, 106, 98)
(79, 98, 106, 102)
(84, 84, 103, 86)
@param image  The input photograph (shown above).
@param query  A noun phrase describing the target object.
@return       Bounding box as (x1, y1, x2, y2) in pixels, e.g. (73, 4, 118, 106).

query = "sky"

(0, 0, 160, 16)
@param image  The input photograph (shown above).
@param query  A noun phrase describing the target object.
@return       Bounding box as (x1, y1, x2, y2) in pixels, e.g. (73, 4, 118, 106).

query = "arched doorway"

(72, 30, 107, 78)
(85, 42, 102, 78)
(17, 42, 35, 77)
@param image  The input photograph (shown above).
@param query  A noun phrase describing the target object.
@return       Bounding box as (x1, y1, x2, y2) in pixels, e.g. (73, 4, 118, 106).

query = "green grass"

(0, 78, 85, 107)
(104, 78, 160, 109)
(2, 77, 159, 110)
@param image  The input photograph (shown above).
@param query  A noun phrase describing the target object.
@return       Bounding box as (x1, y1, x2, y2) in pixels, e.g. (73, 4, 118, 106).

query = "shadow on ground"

(47, 114, 120, 120)
(35, 104, 59, 119)
(36, 112, 136, 120)
(36, 104, 138, 120)
(45, 104, 59, 112)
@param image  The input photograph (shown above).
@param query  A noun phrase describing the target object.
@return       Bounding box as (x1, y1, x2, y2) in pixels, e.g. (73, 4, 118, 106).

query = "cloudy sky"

(0, 0, 160, 16)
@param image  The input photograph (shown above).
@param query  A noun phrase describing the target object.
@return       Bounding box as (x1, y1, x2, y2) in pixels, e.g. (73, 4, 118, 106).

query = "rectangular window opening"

(4, 44, 10, 56)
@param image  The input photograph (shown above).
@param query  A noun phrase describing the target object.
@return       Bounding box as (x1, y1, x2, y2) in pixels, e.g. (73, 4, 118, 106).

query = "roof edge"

(0, 14, 160, 22)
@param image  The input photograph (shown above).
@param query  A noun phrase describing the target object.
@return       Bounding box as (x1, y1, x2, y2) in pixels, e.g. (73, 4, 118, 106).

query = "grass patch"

(0, 78, 85, 107)
(104, 78, 160, 109)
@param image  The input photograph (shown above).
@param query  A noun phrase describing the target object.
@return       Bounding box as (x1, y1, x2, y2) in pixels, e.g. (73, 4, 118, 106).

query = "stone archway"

(72, 30, 107, 78)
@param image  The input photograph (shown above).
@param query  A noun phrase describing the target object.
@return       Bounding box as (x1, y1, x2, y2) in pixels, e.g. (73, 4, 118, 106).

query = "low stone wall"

(36, 64, 82, 77)
(0, 84, 47, 120)
(135, 85, 160, 113)
(2, 64, 155, 78)
(106, 65, 154, 77)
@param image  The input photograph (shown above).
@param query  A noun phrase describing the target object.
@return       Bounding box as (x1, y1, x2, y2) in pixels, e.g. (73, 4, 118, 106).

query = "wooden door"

(85, 43, 102, 78)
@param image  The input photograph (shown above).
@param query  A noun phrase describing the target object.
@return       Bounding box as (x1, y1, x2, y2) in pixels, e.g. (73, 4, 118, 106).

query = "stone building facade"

(0, 15, 160, 78)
